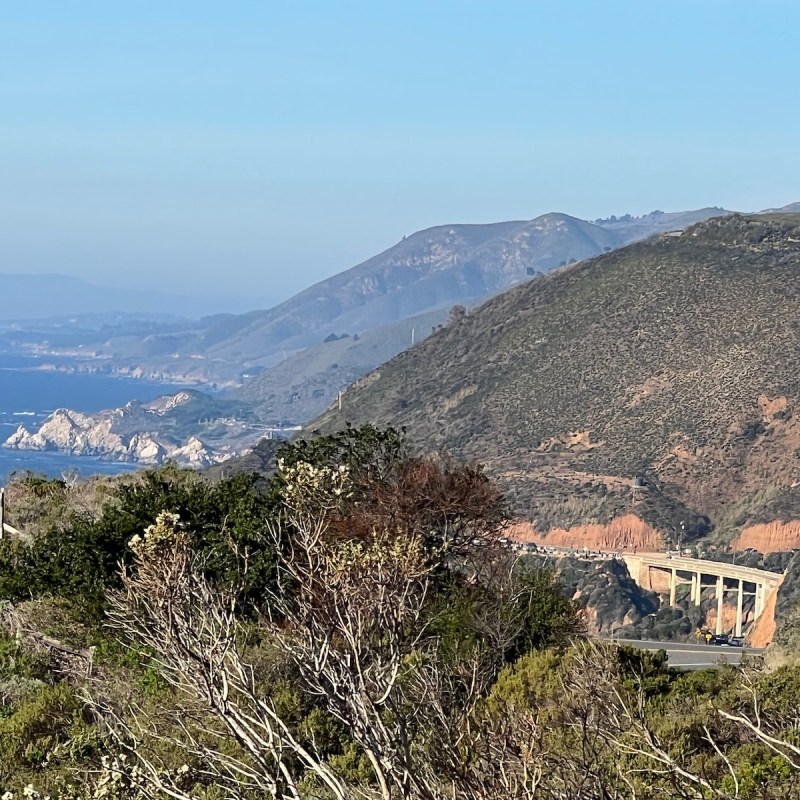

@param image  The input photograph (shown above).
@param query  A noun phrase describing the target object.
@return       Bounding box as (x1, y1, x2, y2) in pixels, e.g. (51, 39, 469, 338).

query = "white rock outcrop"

(3, 404, 232, 467)
(4, 409, 127, 455)
(144, 391, 194, 415)
(171, 436, 232, 467)
(127, 433, 168, 464)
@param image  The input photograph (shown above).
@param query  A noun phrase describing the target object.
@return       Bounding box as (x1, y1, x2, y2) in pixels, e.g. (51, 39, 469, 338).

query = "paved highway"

(610, 638, 765, 669)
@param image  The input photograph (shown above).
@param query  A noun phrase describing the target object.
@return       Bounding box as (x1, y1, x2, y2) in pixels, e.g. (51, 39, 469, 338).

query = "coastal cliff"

(2, 392, 252, 467)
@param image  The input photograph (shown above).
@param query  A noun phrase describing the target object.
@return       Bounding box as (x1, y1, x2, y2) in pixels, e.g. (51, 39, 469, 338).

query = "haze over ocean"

(0, 355, 185, 481)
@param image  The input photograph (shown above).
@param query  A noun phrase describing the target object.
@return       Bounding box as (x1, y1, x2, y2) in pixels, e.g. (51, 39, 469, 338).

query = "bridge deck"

(625, 554, 781, 588)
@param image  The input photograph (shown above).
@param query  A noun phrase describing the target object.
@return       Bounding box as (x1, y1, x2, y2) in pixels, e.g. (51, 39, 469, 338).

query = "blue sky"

(1, 1, 798, 306)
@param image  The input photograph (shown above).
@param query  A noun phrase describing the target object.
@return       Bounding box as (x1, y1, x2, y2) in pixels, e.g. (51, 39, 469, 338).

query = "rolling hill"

(232, 306, 451, 422)
(312, 214, 800, 550)
(173, 209, 732, 371)
(28, 207, 729, 388)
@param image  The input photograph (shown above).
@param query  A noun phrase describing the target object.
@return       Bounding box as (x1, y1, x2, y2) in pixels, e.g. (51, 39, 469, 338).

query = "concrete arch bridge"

(623, 553, 782, 638)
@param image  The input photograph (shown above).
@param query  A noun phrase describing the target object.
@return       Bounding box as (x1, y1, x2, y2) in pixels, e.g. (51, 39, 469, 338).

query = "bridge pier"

(755, 583, 765, 618)
(716, 575, 725, 635)
(669, 568, 677, 606)
(642, 563, 652, 591)
(736, 580, 744, 638)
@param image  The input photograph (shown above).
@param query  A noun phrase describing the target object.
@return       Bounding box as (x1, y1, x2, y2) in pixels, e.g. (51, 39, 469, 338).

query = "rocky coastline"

(3, 392, 245, 468)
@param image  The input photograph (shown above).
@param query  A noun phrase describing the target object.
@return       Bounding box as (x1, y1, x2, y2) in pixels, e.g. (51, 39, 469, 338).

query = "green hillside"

(233, 306, 451, 422)
(313, 214, 800, 541)
(8, 207, 729, 389)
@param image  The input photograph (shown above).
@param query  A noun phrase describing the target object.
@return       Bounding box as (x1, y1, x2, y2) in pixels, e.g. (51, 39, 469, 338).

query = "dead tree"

(101, 511, 350, 800)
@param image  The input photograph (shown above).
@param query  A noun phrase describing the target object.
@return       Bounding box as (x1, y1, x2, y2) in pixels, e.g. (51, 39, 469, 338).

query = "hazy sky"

(1, 1, 798, 306)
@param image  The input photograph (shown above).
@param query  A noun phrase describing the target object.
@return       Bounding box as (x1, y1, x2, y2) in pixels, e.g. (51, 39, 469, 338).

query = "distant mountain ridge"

(760, 202, 800, 213)
(592, 207, 731, 242)
(20, 205, 732, 389)
(184, 208, 733, 370)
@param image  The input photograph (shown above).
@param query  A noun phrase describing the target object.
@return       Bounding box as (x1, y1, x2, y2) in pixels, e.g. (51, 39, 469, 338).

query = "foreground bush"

(2, 427, 800, 798)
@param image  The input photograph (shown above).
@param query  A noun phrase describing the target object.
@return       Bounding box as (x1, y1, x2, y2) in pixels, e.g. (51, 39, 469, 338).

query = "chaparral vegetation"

(1, 426, 800, 799)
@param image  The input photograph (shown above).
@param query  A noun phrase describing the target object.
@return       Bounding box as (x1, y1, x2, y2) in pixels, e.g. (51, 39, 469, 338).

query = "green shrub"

(0, 683, 85, 780)
(0, 469, 281, 622)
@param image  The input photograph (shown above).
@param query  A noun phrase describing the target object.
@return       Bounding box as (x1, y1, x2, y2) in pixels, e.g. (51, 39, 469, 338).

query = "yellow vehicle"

(695, 627, 714, 644)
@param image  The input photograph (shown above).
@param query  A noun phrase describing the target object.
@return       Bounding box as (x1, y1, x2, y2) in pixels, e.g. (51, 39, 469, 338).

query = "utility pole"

(0, 487, 5, 540)
(411, 327, 415, 345)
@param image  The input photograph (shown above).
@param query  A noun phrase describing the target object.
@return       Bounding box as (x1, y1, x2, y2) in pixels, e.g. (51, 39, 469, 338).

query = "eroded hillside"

(314, 214, 800, 548)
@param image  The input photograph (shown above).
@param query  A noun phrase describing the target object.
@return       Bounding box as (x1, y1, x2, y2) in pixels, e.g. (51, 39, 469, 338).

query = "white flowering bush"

(0, 755, 196, 800)
(326, 532, 428, 587)
(278, 458, 352, 514)
(128, 511, 183, 556)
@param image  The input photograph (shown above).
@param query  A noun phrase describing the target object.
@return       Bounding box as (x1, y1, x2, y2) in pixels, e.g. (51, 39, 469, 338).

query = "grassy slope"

(313, 214, 800, 541)
(233, 307, 451, 422)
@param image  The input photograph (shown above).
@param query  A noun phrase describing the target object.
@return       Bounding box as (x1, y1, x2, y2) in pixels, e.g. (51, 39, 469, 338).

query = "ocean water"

(0, 355, 187, 482)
